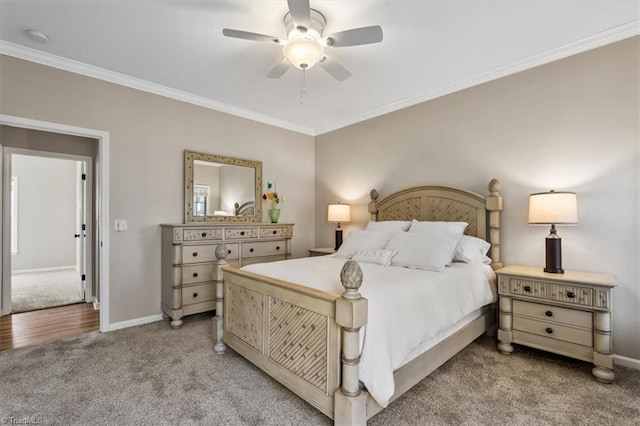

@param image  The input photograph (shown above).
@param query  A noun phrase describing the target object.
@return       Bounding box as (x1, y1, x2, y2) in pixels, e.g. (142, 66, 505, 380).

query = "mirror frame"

(184, 150, 262, 223)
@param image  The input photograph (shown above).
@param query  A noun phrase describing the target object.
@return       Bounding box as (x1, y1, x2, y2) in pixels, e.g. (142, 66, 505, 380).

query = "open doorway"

(9, 153, 92, 313)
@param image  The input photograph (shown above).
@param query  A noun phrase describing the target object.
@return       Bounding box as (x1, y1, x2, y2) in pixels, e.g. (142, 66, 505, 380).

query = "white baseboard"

(107, 314, 163, 332)
(12, 265, 77, 275)
(614, 354, 640, 370)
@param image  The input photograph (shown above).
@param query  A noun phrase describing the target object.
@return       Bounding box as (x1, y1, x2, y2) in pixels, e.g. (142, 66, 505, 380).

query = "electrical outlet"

(114, 219, 128, 232)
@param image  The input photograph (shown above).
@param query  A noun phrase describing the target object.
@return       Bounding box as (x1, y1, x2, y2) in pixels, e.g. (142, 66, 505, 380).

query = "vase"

(268, 208, 281, 223)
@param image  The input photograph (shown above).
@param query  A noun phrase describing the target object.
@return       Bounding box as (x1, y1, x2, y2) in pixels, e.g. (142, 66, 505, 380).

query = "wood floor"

(0, 302, 99, 351)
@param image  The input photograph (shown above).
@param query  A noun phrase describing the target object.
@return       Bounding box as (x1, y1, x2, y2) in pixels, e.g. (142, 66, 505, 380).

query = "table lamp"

(328, 203, 351, 250)
(528, 190, 578, 274)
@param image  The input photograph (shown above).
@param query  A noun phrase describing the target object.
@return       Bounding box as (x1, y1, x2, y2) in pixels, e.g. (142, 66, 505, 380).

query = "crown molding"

(0, 41, 316, 136)
(314, 20, 640, 135)
(2, 19, 638, 137)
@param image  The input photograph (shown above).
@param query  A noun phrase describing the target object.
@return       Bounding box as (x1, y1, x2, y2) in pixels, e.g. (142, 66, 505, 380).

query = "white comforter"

(242, 256, 497, 407)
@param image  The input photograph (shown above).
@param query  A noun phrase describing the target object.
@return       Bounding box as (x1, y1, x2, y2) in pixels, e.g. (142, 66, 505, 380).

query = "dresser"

(496, 265, 616, 383)
(160, 223, 294, 329)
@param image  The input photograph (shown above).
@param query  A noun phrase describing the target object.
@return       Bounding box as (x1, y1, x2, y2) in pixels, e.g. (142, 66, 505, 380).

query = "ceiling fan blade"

(326, 25, 383, 47)
(287, 0, 311, 30)
(266, 59, 291, 79)
(318, 57, 351, 81)
(222, 28, 282, 45)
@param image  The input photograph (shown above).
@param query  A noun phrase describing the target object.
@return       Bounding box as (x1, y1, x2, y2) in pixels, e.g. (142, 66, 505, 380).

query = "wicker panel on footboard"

(221, 268, 342, 418)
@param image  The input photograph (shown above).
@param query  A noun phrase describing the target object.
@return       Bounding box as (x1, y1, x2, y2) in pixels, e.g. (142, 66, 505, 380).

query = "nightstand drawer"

(513, 316, 592, 347)
(513, 300, 592, 329)
(507, 277, 593, 307)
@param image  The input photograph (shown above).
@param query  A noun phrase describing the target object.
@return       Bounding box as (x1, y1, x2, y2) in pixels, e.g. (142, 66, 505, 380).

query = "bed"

(211, 179, 503, 425)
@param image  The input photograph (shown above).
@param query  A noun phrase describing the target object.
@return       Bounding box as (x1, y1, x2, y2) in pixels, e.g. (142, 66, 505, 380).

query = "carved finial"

(489, 178, 501, 195)
(370, 189, 379, 202)
(340, 260, 363, 300)
(215, 244, 229, 260)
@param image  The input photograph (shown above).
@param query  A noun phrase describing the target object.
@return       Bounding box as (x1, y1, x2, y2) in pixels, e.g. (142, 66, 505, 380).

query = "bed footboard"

(213, 249, 368, 422)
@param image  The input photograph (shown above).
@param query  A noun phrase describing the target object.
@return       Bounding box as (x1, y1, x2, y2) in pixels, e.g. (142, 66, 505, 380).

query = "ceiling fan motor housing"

(283, 9, 327, 70)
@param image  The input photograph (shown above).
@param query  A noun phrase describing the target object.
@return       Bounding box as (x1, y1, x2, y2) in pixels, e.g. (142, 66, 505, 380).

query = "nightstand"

(496, 265, 616, 383)
(308, 247, 336, 257)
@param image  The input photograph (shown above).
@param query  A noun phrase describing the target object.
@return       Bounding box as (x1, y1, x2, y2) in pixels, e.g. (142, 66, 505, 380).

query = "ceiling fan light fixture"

(283, 38, 324, 70)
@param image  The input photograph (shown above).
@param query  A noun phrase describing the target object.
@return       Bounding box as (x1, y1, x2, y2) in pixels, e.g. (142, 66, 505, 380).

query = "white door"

(76, 161, 87, 300)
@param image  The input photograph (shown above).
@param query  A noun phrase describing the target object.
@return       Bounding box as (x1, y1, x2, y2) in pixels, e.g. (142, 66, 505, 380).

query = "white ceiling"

(1, 1, 638, 135)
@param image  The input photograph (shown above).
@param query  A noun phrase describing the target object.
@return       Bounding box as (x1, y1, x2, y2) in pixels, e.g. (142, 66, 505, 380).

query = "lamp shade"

(328, 203, 351, 223)
(528, 191, 578, 225)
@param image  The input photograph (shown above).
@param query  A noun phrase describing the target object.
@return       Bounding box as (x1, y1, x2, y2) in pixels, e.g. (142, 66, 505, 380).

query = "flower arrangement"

(262, 182, 281, 209)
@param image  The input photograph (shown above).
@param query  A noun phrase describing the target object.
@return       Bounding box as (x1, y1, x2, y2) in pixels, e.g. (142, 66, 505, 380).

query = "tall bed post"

(368, 189, 379, 221)
(486, 178, 503, 270)
(213, 244, 228, 354)
(334, 260, 368, 426)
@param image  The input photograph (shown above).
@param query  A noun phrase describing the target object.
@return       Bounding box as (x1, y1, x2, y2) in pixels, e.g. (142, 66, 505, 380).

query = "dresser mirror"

(184, 150, 262, 223)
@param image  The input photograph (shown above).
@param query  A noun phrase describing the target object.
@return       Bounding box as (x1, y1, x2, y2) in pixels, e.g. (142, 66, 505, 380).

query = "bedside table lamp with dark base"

(327, 202, 351, 250)
(528, 190, 578, 274)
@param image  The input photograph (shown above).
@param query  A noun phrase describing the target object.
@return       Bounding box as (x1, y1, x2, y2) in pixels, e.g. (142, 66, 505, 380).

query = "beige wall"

(0, 55, 315, 325)
(316, 37, 640, 359)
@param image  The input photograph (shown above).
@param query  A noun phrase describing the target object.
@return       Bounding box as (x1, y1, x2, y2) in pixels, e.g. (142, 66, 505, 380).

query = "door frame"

(0, 114, 109, 332)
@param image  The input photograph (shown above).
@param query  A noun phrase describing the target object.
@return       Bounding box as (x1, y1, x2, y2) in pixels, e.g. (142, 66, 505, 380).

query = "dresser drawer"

(183, 228, 223, 241)
(226, 228, 259, 239)
(219, 243, 239, 260)
(513, 300, 592, 329)
(182, 264, 213, 285)
(181, 245, 217, 264)
(182, 283, 215, 306)
(259, 227, 292, 238)
(513, 316, 592, 347)
(242, 240, 286, 258)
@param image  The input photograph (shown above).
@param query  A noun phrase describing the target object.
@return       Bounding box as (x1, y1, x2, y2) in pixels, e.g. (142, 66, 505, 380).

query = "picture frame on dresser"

(496, 265, 617, 383)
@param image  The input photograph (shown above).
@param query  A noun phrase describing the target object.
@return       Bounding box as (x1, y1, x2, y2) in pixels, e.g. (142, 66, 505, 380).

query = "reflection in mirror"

(185, 151, 262, 223)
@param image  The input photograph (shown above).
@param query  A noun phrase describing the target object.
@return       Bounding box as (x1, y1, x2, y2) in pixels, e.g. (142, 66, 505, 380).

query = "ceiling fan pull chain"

(300, 68, 306, 104)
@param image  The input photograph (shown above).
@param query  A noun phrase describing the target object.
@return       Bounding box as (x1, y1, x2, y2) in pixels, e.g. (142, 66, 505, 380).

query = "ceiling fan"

(222, 0, 383, 82)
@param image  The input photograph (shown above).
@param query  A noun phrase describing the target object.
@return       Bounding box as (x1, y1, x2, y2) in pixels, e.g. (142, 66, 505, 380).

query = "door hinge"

(82, 274, 86, 281)
(82, 224, 86, 231)
(82, 173, 87, 180)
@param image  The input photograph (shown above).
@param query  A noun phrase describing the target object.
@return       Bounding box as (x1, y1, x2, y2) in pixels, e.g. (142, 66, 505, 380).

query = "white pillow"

(335, 231, 394, 258)
(407, 219, 468, 237)
(365, 220, 411, 232)
(352, 249, 397, 267)
(454, 235, 492, 264)
(384, 231, 460, 272)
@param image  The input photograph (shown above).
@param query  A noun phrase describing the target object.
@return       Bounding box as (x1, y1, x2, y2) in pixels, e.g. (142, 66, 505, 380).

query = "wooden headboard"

(368, 179, 503, 269)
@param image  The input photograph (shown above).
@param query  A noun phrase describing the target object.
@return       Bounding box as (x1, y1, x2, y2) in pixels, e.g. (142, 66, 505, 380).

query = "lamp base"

(335, 228, 343, 251)
(544, 236, 564, 274)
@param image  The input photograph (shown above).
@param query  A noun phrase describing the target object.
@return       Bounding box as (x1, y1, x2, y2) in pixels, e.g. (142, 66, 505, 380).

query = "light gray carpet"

(11, 269, 82, 313)
(0, 313, 638, 425)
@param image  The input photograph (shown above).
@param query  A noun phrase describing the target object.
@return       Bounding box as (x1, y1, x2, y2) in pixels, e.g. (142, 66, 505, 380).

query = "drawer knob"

(545, 327, 553, 334)
(193, 292, 198, 298)
(545, 310, 553, 317)
(192, 272, 198, 278)
(523, 285, 531, 292)
(566, 291, 576, 299)
(192, 252, 198, 257)
(276, 246, 280, 250)
(240, 231, 245, 236)
(227, 249, 232, 254)
(272, 230, 277, 235)
(201, 232, 207, 237)
(249, 248, 254, 253)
